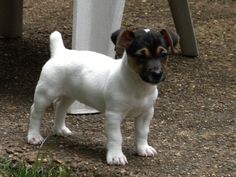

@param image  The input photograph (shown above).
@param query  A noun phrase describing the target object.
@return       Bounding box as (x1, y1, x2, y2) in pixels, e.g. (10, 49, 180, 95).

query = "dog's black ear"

(160, 29, 181, 55)
(111, 29, 135, 58)
(112, 29, 134, 48)
(111, 29, 122, 45)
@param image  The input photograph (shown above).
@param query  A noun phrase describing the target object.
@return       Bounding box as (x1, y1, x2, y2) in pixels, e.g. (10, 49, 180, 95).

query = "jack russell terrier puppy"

(27, 28, 179, 165)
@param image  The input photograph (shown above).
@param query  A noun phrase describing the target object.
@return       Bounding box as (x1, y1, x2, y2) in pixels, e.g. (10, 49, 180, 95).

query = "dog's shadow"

(41, 134, 107, 163)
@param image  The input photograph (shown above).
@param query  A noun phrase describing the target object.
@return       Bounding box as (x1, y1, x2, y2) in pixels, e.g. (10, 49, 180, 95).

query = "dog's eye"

(160, 51, 167, 58)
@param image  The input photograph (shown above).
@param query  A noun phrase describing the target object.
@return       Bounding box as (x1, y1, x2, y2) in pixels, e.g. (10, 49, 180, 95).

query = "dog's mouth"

(140, 71, 166, 85)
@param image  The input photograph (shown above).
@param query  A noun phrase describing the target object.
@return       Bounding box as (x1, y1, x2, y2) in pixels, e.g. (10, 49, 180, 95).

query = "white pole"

(68, 0, 125, 114)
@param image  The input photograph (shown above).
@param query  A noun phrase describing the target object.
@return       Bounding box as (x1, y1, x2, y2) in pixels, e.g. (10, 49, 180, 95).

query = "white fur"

(27, 31, 158, 165)
(144, 28, 151, 33)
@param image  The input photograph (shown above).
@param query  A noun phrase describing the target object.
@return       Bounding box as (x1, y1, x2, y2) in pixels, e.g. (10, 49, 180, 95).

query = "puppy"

(27, 28, 177, 165)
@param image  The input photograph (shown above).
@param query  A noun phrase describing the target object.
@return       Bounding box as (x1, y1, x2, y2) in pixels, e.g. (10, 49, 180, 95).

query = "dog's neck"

(120, 52, 157, 92)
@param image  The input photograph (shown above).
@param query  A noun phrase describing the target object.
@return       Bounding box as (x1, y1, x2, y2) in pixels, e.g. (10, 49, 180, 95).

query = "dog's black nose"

(151, 71, 164, 81)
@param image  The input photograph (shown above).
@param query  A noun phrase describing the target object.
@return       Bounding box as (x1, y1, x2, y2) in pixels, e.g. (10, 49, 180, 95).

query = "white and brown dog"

(27, 28, 179, 165)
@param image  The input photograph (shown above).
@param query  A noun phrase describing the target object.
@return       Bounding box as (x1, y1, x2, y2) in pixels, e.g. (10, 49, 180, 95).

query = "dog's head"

(111, 28, 180, 85)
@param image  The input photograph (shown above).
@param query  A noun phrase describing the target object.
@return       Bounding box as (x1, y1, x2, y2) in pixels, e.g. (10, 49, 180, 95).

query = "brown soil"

(0, 0, 235, 176)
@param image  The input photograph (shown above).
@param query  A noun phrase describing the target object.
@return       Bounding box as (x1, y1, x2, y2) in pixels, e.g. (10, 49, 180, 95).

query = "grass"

(0, 155, 70, 177)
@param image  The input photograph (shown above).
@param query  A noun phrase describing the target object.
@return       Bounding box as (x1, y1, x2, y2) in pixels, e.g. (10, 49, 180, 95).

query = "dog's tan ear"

(111, 29, 135, 58)
(160, 29, 181, 55)
(116, 29, 135, 49)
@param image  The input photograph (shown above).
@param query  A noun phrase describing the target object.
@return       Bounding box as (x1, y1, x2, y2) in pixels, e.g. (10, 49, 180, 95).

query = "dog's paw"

(27, 133, 44, 145)
(107, 151, 128, 165)
(54, 126, 72, 137)
(136, 145, 157, 157)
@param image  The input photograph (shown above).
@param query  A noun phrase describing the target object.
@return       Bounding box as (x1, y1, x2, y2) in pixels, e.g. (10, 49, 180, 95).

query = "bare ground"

(0, 0, 235, 176)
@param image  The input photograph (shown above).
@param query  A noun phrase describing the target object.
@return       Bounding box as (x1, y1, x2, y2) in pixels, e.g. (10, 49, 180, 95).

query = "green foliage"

(0, 155, 70, 177)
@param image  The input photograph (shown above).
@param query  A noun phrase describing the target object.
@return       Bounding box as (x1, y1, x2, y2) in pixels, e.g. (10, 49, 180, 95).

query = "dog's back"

(38, 31, 122, 111)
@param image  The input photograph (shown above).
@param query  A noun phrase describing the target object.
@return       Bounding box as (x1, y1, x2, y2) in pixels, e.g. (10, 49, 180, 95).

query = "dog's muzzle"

(151, 70, 165, 82)
(140, 70, 165, 84)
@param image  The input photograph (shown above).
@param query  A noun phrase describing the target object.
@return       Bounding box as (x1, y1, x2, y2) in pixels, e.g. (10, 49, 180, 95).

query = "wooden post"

(168, 0, 199, 57)
(0, 0, 23, 38)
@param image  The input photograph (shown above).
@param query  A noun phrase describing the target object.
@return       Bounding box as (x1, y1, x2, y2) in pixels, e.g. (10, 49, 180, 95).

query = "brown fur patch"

(135, 48, 150, 58)
(157, 46, 167, 56)
(117, 30, 135, 49)
(127, 56, 144, 74)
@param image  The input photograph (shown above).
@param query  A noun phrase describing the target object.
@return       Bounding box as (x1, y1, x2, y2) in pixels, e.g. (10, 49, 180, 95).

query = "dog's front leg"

(135, 107, 157, 157)
(105, 111, 127, 165)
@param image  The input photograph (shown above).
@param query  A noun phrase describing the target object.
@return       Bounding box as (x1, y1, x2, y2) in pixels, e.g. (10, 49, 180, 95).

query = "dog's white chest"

(127, 89, 158, 117)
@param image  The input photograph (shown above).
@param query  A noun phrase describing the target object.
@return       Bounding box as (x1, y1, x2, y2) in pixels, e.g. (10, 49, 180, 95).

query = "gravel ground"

(0, 0, 235, 176)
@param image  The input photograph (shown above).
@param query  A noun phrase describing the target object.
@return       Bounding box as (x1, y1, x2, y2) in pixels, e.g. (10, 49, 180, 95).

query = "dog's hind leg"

(53, 96, 74, 136)
(27, 90, 54, 145)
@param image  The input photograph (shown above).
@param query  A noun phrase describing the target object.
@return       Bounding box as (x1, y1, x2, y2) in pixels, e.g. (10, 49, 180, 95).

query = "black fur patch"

(126, 30, 167, 58)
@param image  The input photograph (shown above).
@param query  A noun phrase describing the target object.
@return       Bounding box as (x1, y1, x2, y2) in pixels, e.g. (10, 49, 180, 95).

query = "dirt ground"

(0, 0, 235, 176)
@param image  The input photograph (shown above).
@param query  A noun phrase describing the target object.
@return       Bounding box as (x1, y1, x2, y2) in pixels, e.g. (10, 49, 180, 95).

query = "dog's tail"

(49, 31, 65, 58)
